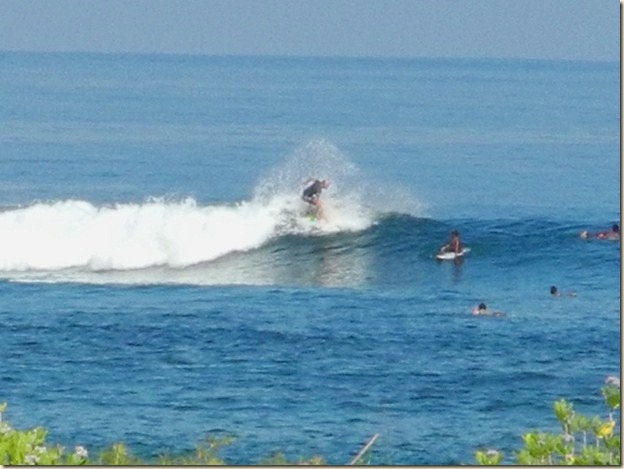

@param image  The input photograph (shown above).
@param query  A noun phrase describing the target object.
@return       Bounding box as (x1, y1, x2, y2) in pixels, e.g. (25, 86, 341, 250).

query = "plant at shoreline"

(475, 379, 621, 465)
(259, 450, 325, 465)
(0, 403, 89, 465)
(0, 402, 325, 465)
(2, 382, 617, 465)
(156, 436, 232, 465)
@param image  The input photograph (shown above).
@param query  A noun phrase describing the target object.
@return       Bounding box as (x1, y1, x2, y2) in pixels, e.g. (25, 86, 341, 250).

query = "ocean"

(0, 52, 619, 464)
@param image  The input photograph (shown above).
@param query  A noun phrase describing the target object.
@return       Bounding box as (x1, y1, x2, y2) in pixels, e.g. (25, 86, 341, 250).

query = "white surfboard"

(436, 247, 470, 260)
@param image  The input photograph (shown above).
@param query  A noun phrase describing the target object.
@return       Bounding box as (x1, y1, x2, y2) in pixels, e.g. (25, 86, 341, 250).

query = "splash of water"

(253, 138, 424, 226)
(0, 139, 423, 274)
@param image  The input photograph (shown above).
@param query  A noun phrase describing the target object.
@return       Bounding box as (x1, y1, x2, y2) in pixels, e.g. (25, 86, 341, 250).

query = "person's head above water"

(478, 302, 486, 310)
(612, 224, 619, 233)
(550, 286, 558, 295)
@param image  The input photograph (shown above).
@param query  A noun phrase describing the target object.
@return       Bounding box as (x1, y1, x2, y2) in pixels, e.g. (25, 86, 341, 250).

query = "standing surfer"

(302, 178, 330, 218)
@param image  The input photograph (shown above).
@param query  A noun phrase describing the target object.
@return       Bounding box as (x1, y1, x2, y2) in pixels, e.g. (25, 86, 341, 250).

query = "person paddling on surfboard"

(472, 303, 505, 317)
(550, 286, 577, 297)
(579, 224, 619, 240)
(302, 178, 330, 219)
(439, 230, 462, 254)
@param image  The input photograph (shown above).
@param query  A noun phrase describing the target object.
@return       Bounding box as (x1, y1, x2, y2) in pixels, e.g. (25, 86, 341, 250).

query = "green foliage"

(0, 402, 324, 465)
(260, 450, 289, 465)
(0, 403, 89, 465)
(4, 383, 617, 466)
(474, 449, 503, 465)
(96, 442, 142, 465)
(474, 383, 621, 465)
(602, 385, 620, 411)
(156, 436, 231, 465)
(260, 450, 325, 465)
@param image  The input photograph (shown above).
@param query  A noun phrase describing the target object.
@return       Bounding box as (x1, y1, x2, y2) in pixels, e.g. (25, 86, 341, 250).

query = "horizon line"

(0, 48, 618, 65)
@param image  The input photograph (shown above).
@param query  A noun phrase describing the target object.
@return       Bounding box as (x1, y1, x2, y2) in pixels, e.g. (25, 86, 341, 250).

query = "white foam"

(0, 139, 424, 276)
(0, 193, 374, 273)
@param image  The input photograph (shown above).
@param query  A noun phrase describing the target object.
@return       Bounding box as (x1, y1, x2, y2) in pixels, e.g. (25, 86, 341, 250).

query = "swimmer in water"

(550, 286, 577, 297)
(472, 303, 505, 317)
(579, 224, 619, 240)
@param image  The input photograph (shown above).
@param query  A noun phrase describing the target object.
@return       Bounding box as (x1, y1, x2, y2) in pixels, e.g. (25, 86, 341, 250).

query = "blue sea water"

(0, 52, 620, 464)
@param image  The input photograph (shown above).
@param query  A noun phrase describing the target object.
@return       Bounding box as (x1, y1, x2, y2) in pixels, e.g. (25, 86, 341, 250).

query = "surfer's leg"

(303, 199, 317, 217)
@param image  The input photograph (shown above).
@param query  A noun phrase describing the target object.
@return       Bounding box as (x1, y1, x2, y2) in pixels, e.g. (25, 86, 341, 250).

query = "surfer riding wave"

(301, 178, 330, 219)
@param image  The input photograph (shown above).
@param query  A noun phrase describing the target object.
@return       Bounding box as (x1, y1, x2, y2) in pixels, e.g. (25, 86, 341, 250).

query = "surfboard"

(436, 247, 470, 260)
(304, 209, 320, 223)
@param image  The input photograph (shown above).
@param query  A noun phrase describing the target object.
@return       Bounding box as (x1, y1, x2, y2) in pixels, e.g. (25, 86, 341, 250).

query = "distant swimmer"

(579, 224, 619, 240)
(595, 224, 619, 240)
(550, 285, 577, 297)
(302, 178, 330, 218)
(439, 230, 462, 254)
(472, 303, 505, 317)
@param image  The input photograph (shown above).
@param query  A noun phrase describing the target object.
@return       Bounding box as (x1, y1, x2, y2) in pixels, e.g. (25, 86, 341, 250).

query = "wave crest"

(0, 192, 375, 273)
(0, 139, 424, 278)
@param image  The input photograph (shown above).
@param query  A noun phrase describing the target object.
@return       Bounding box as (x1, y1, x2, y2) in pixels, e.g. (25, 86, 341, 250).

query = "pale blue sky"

(0, 0, 619, 61)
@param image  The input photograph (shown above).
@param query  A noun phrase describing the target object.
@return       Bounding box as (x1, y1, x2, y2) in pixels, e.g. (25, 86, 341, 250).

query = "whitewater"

(0, 138, 426, 282)
(0, 196, 367, 271)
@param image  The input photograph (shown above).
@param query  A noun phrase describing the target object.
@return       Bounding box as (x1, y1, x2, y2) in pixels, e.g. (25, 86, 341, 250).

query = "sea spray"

(253, 138, 425, 222)
(0, 140, 423, 275)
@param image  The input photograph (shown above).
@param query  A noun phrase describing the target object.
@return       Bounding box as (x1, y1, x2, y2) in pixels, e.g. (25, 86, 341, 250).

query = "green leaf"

(602, 386, 621, 410)
(553, 399, 573, 423)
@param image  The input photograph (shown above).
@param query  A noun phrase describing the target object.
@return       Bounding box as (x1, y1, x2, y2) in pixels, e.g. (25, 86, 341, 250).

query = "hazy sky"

(0, 0, 619, 61)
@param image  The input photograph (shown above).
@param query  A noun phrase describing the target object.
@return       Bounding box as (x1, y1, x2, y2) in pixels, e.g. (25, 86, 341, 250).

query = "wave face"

(0, 196, 369, 271)
(0, 198, 605, 288)
(0, 139, 429, 285)
(0, 137, 613, 287)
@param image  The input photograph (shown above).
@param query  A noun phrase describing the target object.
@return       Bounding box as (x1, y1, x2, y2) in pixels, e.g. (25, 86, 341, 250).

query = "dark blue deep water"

(0, 52, 619, 464)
